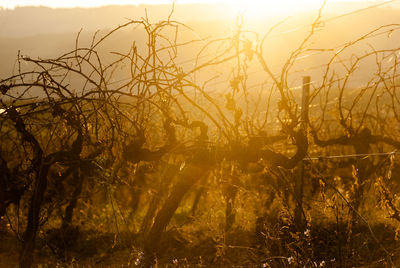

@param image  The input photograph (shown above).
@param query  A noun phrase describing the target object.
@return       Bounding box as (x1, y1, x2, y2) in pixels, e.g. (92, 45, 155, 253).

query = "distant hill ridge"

(1, 3, 400, 80)
(0, 4, 235, 37)
(1, 3, 399, 37)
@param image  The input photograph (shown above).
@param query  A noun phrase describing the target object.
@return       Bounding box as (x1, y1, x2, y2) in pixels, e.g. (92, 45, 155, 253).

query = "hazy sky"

(0, 0, 381, 9)
(0, 0, 387, 18)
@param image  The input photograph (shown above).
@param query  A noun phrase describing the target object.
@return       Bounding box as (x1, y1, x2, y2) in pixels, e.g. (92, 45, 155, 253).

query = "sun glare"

(225, 0, 328, 17)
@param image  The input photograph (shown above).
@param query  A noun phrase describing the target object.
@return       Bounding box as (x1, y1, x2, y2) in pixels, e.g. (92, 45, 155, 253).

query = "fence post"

(294, 76, 310, 230)
(301, 76, 310, 126)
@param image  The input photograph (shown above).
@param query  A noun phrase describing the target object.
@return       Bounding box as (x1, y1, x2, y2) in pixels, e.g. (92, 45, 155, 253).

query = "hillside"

(1, 3, 400, 81)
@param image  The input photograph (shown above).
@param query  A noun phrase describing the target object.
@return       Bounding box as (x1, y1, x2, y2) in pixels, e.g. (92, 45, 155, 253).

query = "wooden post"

(294, 76, 310, 230)
(302, 76, 310, 126)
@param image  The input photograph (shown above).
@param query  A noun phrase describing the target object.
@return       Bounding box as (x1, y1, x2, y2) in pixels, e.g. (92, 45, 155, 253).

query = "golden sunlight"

(0, 0, 380, 11)
(2, 0, 400, 266)
(226, 0, 328, 17)
(225, 0, 393, 18)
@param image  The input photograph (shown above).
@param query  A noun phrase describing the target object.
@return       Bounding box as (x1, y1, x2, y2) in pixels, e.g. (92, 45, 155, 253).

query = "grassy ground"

(1, 218, 399, 267)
